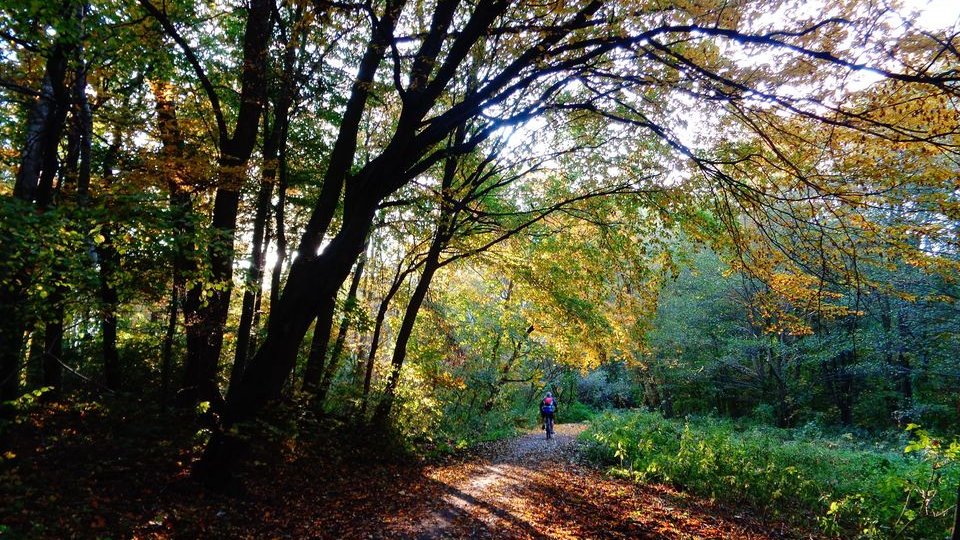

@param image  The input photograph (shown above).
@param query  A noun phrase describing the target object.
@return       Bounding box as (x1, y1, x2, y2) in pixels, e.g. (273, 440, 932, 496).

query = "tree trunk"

(371, 119, 465, 426)
(2, 31, 73, 405)
(250, 219, 271, 351)
(41, 305, 64, 395)
(315, 253, 367, 407)
(65, 59, 120, 392)
(72, 54, 92, 201)
(181, 182, 237, 404)
(268, 146, 288, 316)
(160, 277, 180, 414)
(233, 5, 301, 382)
(98, 132, 122, 391)
(25, 326, 45, 390)
(177, 0, 273, 407)
(156, 104, 189, 413)
(229, 147, 275, 390)
(99, 237, 122, 391)
(895, 312, 912, 403)
(225, 198, 377, 424)
(303, 298, 336, 392)
(371, 246, 443, 426)
(150, 79, 196, 408)
(37, 59, 90, 399)
(0, 299, 28, 405)
(220, 0, 522, 428)
(372, 188, 458, 424)
(35, 46, 87, 400)
(359, 272, 405, 417)
(13, 44, 69, 204)
(220, 0, 414, 425)
(836, 350, 855, 426)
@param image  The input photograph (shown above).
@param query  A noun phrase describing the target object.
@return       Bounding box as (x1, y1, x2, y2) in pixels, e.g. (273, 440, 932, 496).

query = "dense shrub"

(577, 369, 635, 409)
(583, 410, 959, 539)
(559, 401, 596, 423)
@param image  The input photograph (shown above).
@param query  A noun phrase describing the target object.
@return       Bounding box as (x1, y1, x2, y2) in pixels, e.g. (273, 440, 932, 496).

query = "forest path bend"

(386, 423, 793, 539)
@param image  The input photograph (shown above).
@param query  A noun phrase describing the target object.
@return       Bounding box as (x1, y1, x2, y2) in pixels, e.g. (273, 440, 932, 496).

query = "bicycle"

(544, 415, 554, 439)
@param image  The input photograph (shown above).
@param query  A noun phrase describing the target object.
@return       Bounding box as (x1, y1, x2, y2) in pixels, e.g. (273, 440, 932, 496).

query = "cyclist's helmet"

(545, 392, 552, 398)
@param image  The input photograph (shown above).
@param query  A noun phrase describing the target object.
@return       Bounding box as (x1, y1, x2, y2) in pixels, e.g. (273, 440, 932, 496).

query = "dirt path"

(414, 424, 590, 538)
(382, 424, 796, 539)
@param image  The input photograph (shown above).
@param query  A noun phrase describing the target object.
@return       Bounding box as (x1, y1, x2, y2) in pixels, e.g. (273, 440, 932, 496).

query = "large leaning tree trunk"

(222, 0, 412, 423)
(225, 0, 597, 426)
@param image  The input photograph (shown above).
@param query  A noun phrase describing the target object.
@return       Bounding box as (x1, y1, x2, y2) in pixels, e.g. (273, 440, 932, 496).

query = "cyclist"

(540, 392, 557, 439)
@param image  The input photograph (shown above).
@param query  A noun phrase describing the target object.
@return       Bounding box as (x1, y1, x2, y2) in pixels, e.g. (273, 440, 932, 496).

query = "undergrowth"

(582, 410, 959, 539)
(420, 400, 599, 457)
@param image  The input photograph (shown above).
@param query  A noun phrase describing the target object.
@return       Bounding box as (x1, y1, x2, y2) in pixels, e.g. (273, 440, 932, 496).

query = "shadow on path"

(387, 423, 797, 539)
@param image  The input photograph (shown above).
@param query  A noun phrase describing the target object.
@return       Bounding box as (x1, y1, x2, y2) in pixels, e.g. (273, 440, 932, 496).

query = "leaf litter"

(1, 405, 804, 539)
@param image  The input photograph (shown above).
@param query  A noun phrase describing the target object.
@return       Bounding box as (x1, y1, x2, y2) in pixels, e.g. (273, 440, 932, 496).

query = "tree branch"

(137, 0, 228, 145)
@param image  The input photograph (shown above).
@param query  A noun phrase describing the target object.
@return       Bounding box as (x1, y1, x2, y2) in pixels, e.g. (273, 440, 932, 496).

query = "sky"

(912, 0, 960, 30)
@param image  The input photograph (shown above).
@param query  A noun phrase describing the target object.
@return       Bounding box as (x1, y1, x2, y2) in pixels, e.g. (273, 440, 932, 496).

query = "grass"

(582, 410, 959, 539)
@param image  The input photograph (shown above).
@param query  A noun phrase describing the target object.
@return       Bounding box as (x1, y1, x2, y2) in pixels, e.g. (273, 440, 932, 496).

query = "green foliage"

(577, 363, 637, 409)
(584, 410, 959, 539)
(559, 401, 596, 423)
(1, 1, 959, 535)
(5, 386, 53, 409)
(1, 387, 54, 442)
(641, 244, 960, 431)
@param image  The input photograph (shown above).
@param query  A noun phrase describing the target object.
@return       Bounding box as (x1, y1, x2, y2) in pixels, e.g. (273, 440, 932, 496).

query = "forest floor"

(1, 402, 803, 539)
(387, 423, 798, 539)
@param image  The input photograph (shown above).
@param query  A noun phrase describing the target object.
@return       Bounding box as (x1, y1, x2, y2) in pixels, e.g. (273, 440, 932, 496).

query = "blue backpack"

(540, 397, 555, 414)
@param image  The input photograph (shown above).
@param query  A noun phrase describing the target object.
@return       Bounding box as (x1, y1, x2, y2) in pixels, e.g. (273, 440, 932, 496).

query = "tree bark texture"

(303, 302, 335, 393)
(97, 133, 122, 391)
(150, 79, 197, 407)
(13, 44, 70, 205)
(359, 268, 406, 417)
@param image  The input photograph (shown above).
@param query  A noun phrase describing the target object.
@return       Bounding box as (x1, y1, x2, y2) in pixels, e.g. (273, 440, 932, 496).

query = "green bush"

(560, 401, 596, 423)
(577, 365, 636, 409)
(583, 410, 959, 539)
